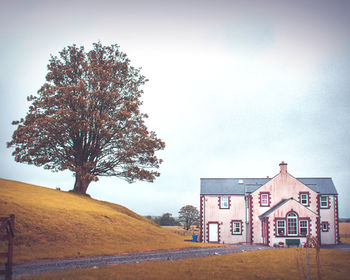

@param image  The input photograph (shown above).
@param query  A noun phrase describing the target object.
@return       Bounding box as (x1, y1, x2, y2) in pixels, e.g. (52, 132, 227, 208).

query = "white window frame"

(276, 220, 285, 236)
(300, 193, 308, 206)
(299, 220, 308, 236)
(322, 222, 329, 232)
(220, 196, 229, 209)
(287, 212, 298, 236)
(260, 193, 269, 206)
(232, 221, 241, 234)
(320, 196, 328, 208)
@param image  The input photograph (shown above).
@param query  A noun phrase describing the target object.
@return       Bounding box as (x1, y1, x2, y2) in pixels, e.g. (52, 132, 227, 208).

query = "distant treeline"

(145, 213, 180, 226)
(339, 218, 350, 222)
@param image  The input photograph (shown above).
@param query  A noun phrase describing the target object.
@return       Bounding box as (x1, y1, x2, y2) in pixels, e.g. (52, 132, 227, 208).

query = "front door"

(208, 223, 219, 242)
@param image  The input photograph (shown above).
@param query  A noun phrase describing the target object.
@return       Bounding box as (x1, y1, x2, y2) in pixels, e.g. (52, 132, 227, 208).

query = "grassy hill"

(0, 178, 207, 263)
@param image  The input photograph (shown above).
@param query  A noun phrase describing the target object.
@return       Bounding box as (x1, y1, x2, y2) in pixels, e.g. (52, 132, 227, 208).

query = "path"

(13, 245, 269, 278)
(12, 243, 350, 278)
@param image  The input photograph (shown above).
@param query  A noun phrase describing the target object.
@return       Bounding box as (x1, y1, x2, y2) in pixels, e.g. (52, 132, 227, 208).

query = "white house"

(200, 162, 340, 247)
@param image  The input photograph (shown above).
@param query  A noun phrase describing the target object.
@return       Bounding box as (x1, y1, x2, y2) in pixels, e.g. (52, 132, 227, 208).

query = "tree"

(178, 205, 199, 230)
(7, 42, 165, 194)
(154, 213, 178, 226)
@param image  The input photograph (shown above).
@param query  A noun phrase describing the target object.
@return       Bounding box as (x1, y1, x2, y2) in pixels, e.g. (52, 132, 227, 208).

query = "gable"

(259, 198, 318, 219)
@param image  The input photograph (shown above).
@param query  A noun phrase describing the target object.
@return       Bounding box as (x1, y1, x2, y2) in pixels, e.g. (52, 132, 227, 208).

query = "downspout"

(203, 196, 206, 243)
(244, 184, 249, 244)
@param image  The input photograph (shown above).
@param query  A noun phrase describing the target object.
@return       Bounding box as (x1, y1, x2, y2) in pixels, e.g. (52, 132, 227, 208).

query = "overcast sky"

(1, 0, 349, 217)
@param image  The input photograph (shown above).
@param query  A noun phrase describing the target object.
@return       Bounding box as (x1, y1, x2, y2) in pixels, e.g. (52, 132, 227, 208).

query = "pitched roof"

(200, 178, 270, 195)
(259, 198, 319, 218)
(259, 198, 290, 218)
(200, 177, 337, 195)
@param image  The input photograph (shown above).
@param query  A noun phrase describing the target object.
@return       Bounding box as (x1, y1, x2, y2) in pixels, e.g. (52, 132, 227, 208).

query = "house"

(200, 162, 340, 246)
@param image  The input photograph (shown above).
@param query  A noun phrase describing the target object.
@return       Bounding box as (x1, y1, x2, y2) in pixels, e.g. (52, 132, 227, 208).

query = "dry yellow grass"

(340, 222, 350, 243)
(162, 226, 200, 237)
(0, 178, 215, 264)
(19, 248, 350, 280)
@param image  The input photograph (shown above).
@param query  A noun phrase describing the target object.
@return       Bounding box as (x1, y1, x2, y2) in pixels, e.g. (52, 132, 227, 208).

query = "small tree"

(7, 42, 165, 194)
(178, 205, 199, 230)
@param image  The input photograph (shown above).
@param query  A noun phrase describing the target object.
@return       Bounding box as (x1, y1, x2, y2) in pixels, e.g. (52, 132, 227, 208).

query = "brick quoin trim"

(316, 217, 321, 245)
(200, 195, 204, 242)
(321, 221, 330, 232)
(206, 222, 220, 243)
(317, 194, 320, 215)
(266, 217, 270, 246)
(259, 192, 271, 207)
(218, 196, 231, 209)
(298, 191, 311, 207)
(230, 220, 244, 235)
(335, 195, 340, 244)
(299, 217, 311, 236)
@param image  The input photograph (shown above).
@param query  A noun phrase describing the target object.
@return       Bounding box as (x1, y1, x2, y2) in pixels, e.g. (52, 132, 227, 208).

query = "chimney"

(279, 161, 287, 174)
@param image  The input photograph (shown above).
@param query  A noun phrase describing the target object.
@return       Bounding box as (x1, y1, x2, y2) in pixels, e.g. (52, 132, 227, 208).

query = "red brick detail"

(298, 191, 310, 207)
(299, 217, 311, 236)
(259, 192, 271, 207)
(266, 217, 270, 246)
(230, 220, 243, 235)
(200, 195, 204, 242)
(335, 195, 340, 244)
(206, 222, 220, 243)
(316, 217, 321, 245)
(218, 196, 231, 209)
(321, 221, 330, 232)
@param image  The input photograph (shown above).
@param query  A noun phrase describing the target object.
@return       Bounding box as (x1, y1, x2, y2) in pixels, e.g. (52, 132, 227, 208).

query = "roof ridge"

(200, 177, 270, 179)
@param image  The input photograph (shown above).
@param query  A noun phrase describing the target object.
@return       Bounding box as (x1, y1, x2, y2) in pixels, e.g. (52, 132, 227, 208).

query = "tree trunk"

(72, 175, 92, 195)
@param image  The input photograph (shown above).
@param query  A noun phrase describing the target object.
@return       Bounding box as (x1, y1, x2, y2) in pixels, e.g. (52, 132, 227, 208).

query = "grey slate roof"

(200, 177, 337, 195)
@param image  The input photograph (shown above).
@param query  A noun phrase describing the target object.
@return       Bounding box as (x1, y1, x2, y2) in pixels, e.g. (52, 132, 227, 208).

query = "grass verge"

(18, 248, 350, 280)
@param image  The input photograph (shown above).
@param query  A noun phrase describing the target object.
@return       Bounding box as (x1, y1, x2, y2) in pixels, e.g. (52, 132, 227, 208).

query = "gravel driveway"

(12, 243, 349, 278)
(13, 244, 270, 278)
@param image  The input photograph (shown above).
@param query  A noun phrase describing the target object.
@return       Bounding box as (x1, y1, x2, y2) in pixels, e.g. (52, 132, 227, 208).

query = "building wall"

(202, 195, 246, 243)
(251, 168, 319, 244)
(320, 195, 336, 244)
(267, 199, 318, 246)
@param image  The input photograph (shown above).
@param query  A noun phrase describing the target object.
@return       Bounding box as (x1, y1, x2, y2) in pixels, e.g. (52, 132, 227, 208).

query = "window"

(260, 192, 270, 207)
(321, 222, 329, 232)
(220, 196, 229, 209)
(300, 193, 309, 206)
(276, 213, 311, 237)
(299, 220, 308, 236)
(320, 196, 329, 208)
(231, 220, 242, 235)
(287, 212, 297, 236)
(276, 220, 285, 236)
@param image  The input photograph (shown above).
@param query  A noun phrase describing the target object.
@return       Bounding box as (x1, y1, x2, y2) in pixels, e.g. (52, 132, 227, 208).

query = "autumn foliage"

(7, 42, 165, 194)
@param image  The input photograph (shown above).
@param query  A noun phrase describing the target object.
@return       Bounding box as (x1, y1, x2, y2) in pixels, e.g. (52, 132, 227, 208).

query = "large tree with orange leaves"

(8, 42, 165, 194)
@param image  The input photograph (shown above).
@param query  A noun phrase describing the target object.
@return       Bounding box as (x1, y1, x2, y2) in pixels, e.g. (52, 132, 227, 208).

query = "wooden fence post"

(0, 214, 15, 280)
